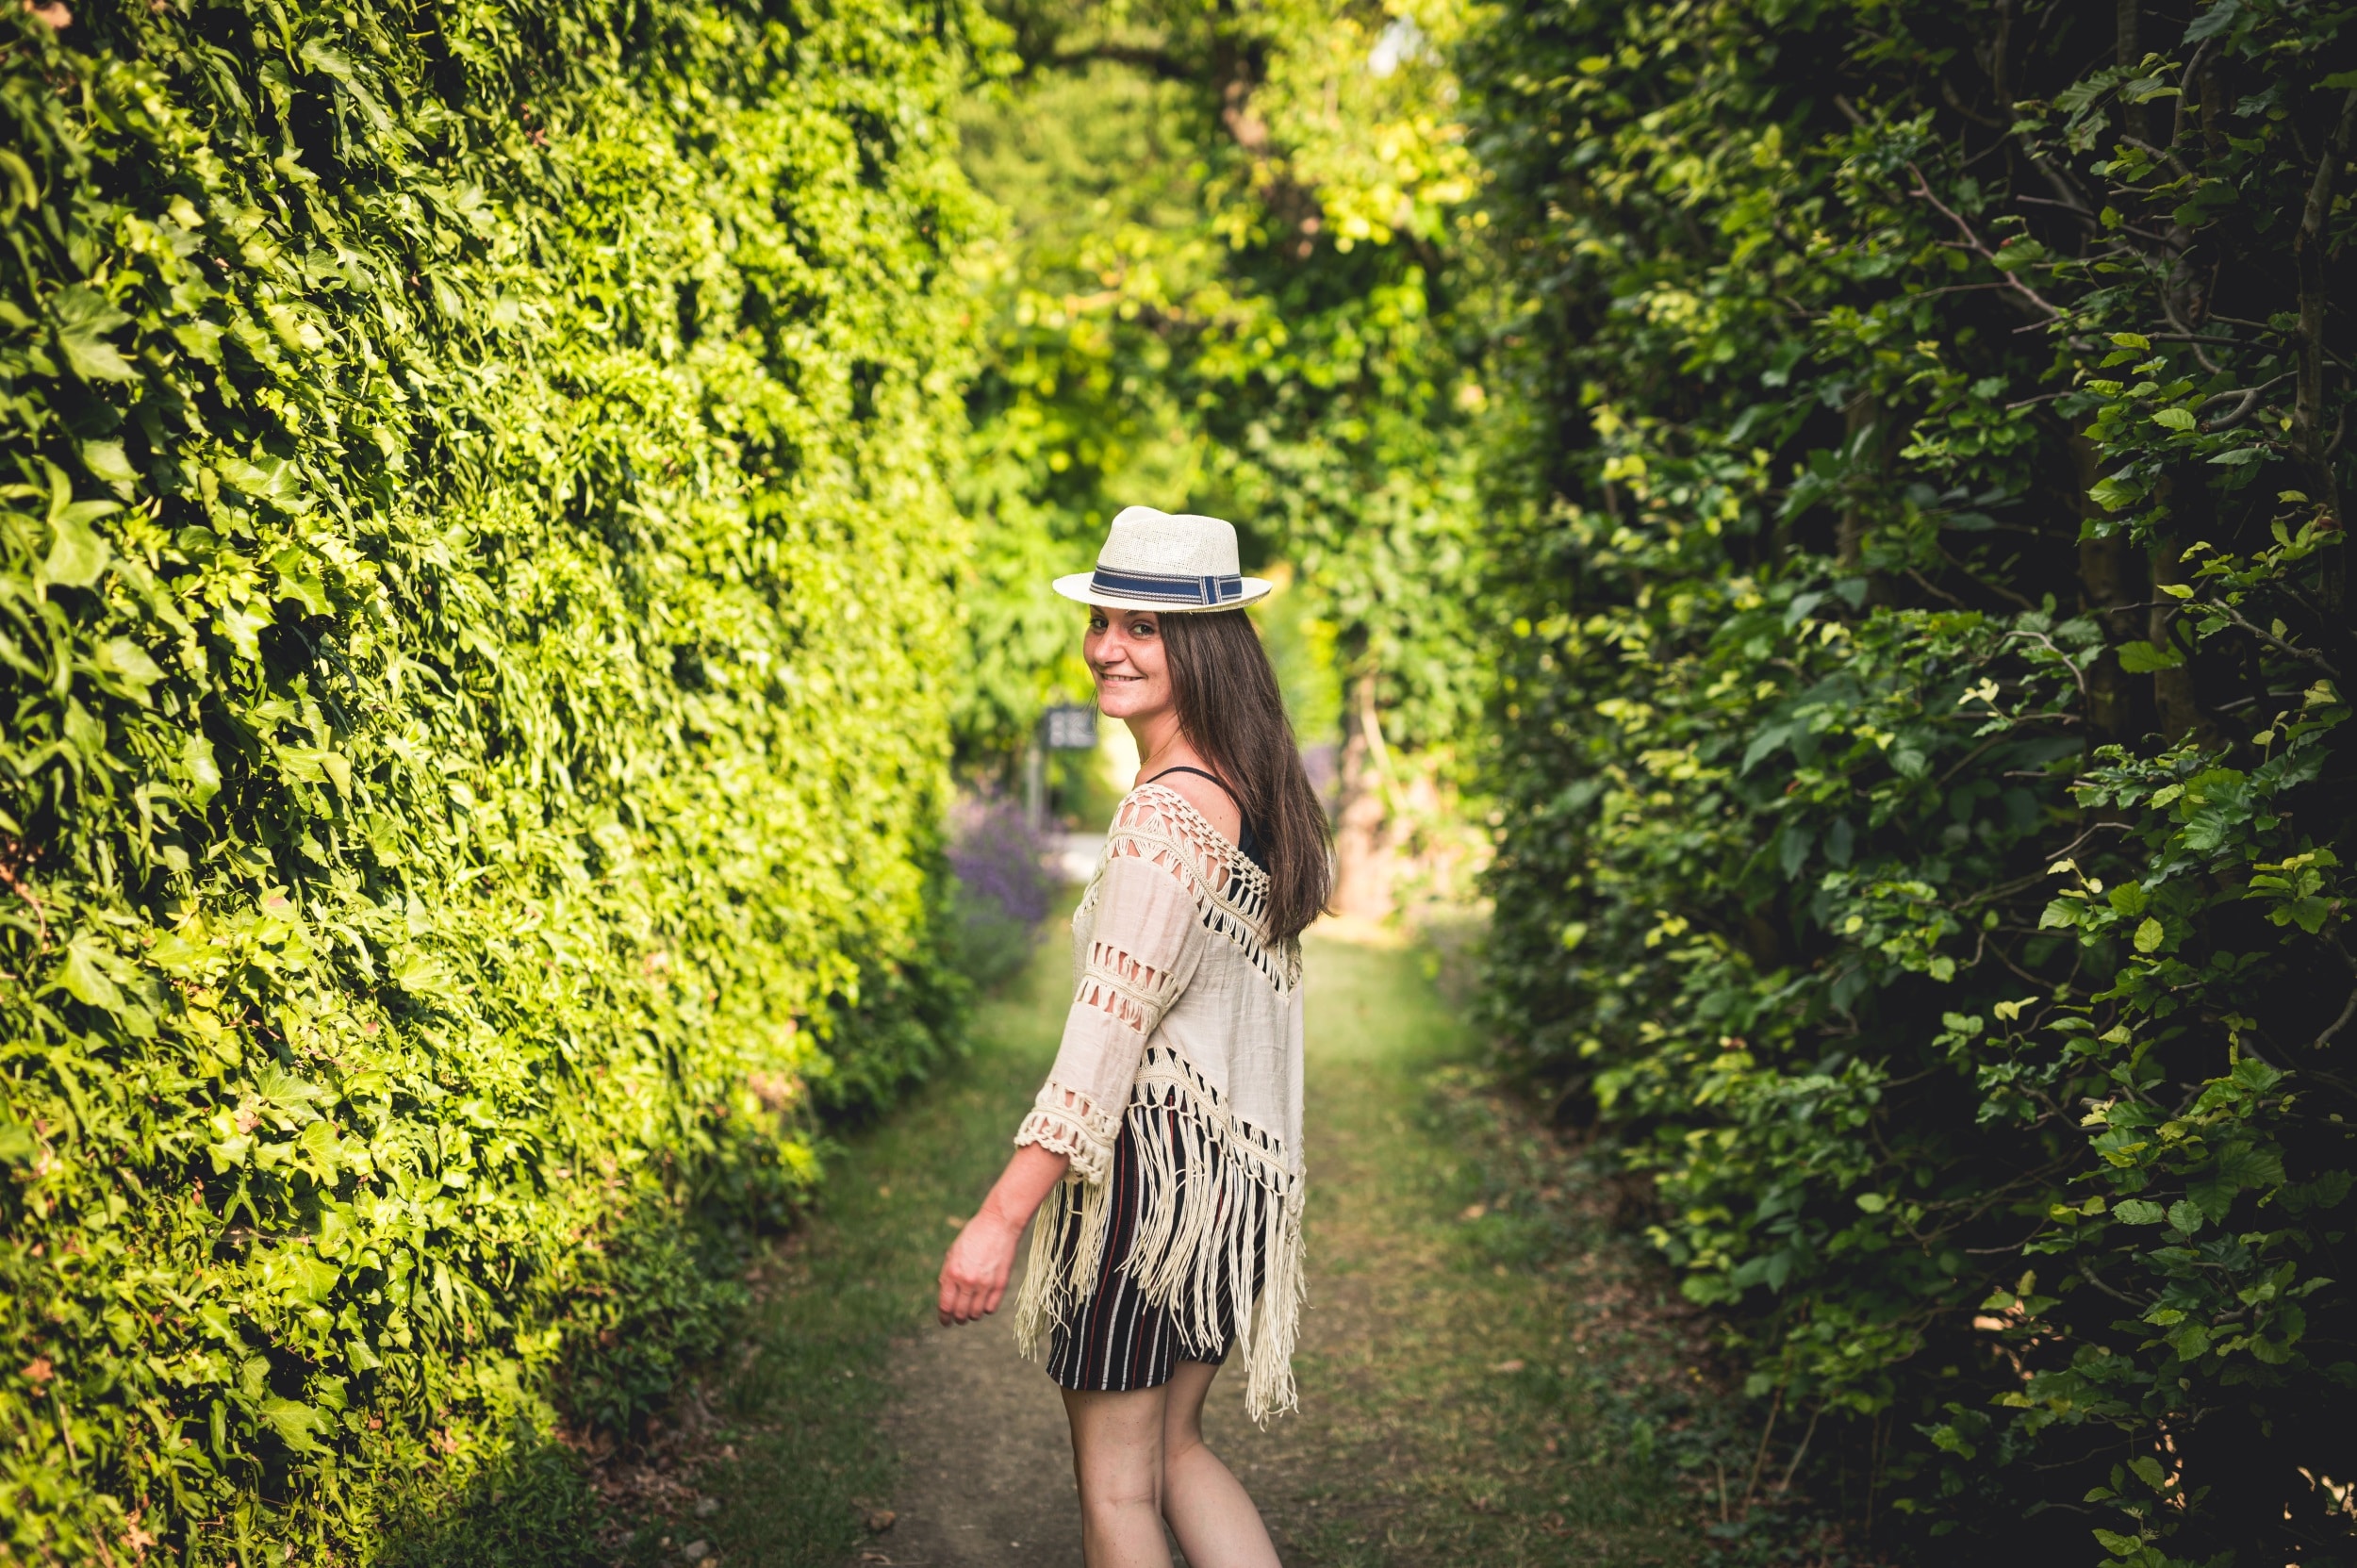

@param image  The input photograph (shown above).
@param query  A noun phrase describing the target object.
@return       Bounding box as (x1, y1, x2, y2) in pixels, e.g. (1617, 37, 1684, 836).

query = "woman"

(936, 506, 1331, 1568)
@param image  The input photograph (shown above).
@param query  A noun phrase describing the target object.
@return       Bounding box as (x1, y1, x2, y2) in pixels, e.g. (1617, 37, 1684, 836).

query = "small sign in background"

(1042, 704, 1097, 751)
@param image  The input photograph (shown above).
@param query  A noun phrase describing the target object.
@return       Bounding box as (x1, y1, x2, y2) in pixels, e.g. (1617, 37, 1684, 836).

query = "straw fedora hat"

(1051, 505, 1274, 613)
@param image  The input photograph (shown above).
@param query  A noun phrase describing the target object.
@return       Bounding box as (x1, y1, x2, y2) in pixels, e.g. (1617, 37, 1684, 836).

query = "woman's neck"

(1128, 710, 1201, 781)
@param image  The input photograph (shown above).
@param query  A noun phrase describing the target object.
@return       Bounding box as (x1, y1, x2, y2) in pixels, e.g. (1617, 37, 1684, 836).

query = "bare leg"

(1063, 1385, 1174, 1568)
(1160, 1359, 1281, 1567)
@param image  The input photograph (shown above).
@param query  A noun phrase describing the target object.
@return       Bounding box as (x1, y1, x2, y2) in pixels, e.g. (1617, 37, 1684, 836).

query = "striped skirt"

(1041, 1107, 1262, 1393)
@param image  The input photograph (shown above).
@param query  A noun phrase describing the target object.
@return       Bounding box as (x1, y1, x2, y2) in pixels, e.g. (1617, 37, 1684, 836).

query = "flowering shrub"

(947, 796, 1055, 990)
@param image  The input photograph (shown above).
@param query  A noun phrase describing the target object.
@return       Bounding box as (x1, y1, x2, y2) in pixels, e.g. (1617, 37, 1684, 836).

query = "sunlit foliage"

(0, 2, 980, 1557)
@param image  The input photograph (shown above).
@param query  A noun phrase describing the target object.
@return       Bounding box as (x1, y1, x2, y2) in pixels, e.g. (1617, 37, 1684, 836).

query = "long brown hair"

(1158, 610, 1333, 942)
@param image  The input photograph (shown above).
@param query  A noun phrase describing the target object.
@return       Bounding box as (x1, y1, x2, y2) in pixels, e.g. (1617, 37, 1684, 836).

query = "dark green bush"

(0, 0, 981, 1559)
(1463, 0, 2354, 1560)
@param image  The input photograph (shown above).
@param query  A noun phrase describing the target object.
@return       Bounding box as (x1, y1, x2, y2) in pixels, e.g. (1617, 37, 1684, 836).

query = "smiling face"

(1083, 604, 1174, 722)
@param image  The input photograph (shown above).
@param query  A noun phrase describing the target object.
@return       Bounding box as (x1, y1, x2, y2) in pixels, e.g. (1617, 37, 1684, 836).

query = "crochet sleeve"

(1014, 838, 1207, 1182)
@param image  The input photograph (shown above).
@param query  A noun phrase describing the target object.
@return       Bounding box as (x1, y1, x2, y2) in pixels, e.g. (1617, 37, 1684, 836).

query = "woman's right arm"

(939, 810, 1206, 1325)
(937, 1143, 1071, 1326)
(1013, 847, 1208, 1178)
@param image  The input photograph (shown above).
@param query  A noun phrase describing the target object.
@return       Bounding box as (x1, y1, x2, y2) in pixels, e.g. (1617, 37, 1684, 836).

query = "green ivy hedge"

(1464, 0, 2353, 1560)
(0, 1, 981, 1559)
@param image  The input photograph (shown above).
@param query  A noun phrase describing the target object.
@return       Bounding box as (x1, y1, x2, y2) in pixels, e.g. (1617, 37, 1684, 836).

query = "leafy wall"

(1464, 0, 2354, 1559)
(0, 1, 980, 1559)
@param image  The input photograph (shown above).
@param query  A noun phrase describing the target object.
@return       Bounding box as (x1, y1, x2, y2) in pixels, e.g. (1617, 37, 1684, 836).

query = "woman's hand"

(937, 1210, 1023, 1326)
(936, 1142, 1072, 1328)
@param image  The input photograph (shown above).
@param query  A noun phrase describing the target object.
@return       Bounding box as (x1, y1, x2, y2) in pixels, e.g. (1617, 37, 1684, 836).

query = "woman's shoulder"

(1120, 767, 1244, 847)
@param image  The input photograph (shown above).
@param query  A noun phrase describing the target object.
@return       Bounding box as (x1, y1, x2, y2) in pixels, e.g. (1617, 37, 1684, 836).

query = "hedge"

(0, 1, 981, 1559)
(1464, 0, 2353, 1560)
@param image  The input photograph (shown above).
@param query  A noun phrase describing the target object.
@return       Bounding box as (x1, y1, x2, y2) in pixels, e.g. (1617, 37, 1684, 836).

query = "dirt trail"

(690, 923, 1706, 1568)
(853, 931, 1697, 1568)
(871, 1271, 1082, 1567)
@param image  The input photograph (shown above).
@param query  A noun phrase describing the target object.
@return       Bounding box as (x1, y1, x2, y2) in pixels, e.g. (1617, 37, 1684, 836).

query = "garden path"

(677, 919, 1708, 1568)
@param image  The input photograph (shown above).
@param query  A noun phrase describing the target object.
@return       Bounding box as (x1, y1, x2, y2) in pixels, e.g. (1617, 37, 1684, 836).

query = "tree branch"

(2201, 596, 2344, 680)
(1907, 162, 2066, 321)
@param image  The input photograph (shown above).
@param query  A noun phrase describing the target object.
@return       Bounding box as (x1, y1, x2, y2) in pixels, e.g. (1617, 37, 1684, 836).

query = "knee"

(1080, 1469, 1162, 1521)
(1160, 1431, 1208, 1488)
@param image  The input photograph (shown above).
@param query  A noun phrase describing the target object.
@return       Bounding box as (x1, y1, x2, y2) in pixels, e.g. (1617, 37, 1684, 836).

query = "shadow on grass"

(373, 917, 1063, 1568)
(684, 921, 1075, 1566)
(375, 1431, 607, 1568)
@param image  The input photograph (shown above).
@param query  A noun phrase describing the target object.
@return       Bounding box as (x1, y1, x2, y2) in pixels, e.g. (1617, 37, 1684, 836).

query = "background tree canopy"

(948, 0, 1495, 771)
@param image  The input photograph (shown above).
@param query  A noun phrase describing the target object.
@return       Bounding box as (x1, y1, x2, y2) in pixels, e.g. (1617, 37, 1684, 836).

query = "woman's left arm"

(937, 1143, 1071, 1326)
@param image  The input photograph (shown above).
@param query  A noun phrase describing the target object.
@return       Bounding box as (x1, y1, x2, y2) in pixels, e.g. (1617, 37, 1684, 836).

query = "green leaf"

(94, 637, 167, 692)
(54, 936, 125, 1014)
(2088, 474, 2144, 511)
(2133, 917, 2165, 952)
(51, 285, 140, 382)
(80, 439, 138, 498)
(2184, 0, 2241, 42)
(393, 950, 446, 997)
(2115, 1199, 2167, 1225)
(38, 512, 112, 591)
(2116, 639, 2184, 673)
(0, 148, 36, 212)
(214, 601, 272, 660)
(258, 1396, 329, 1455)
(183, 732, 222, 807)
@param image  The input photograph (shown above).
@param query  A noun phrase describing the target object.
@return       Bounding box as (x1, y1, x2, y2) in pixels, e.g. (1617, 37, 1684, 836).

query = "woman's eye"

(1129, 621, 1154, 637)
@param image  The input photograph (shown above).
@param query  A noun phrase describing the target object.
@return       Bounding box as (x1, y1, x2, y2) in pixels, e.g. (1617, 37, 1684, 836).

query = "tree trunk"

(2074, 436, 2151, 745)
(1330, 669, 1395, 921)
(2294, 90, 2356, 618)
(2115, 0, 2147, 142)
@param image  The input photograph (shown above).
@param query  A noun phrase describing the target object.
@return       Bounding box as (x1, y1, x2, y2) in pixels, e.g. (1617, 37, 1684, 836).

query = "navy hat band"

(1088, 565, 1247, 605)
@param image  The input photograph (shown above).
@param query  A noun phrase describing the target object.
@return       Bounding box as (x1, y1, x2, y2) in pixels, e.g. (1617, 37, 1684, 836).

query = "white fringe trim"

(1014, 1044, 1306, 1424)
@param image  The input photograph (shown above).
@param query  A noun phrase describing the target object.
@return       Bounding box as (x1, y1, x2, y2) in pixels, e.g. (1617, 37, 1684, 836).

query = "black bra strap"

(1144, 765, 1266, 870)
(1143, 764, 1243, 813)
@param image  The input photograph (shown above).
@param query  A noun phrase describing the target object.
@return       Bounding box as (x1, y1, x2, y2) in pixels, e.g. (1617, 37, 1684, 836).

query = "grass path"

(659, 923, 1712, 1568)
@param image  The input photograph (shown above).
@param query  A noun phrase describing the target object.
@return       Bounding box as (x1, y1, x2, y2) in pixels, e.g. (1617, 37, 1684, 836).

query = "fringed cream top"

(1011, 782, 1307, 1421)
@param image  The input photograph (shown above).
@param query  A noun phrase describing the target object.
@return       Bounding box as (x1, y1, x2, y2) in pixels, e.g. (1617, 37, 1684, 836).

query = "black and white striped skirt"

(1040, 1107, 1263, 1394)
